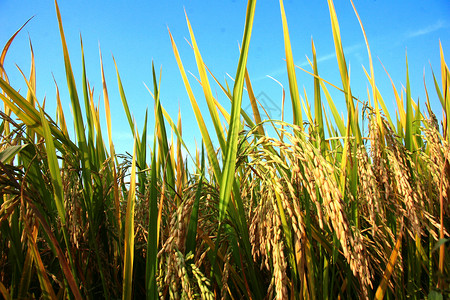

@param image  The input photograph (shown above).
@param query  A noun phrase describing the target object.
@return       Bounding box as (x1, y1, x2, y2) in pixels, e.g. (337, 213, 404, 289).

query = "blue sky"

(1, 0, 449, 156)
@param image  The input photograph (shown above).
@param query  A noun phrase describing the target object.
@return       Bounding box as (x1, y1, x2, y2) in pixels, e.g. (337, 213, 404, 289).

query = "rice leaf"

(362, 66, 395, 129)
(159, 104, 194, 163)
(122, 137, 137, 300)
(81, 37, 96, 160)
(176, 107, 186, 201)
(0, 16, 33, 81)
(375, 229, 403, 300)
(327, 0, 361, 144)
(113, 57, 135, 135)
(25, 224, 57, 300)
(280, 0, 302, 128)
(185, 144, 205, 258)
(405, 54, 413, 152)
(206, 66, 255, 128)
(53, 76, 68, 137)
(39, 107, 65, 226)
(218, 0, 256, 222)
(152, 64, 175, 193)
(27, 202, 82, 300)
(439, 42, 450, 141)
(168, 28, 222, 182)
(319, 80, 346, 137)
(145, 137, 158, 300)
(350, 0, 385, 140)
(311, 38, 326, 154)
(100, 46, 121, 239)
(18, 230, 36, 299)
(244, 68, 264, 136)
(54, 0, 93, 196)
(185, 12, 226, 151)
(0, 282, 10, 300)
(25, 38, 36, 142)
(0, 144, 29, 163)
(0, 78, 40, 129)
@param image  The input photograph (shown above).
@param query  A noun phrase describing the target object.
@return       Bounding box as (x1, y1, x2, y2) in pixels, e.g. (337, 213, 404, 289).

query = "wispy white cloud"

(407, 20, 447, 38)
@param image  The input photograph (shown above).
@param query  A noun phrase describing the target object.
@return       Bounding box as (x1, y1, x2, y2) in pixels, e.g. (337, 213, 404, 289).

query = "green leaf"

(55, 0, 93, 197)
(145, 137, 158, 300)
(152, 64, 175, 192)
(428, 290, 443, 300)
(122, 137, 137, 300)
(185, 144, 205, 258)
(219, 0, 256, 223)
(432, 238, 450, 253)
(311, 38, 325, 154)
(39, 107, 65, 225)
(113, 57, 135, 135)
(0, 144, 29, 163)
(327, 0, 361, 144)
(168, 28, 222, 183)
(405, 53, 413, 152)
(185, 12, 226, 151)
(280, 0, 302, 128)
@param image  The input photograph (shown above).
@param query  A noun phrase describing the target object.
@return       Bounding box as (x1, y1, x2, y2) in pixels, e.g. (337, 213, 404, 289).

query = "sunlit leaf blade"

(339, 116, 352, 193)
(362, 66, 394, 129)
(205, 65, 255, 128)
(39, 107, 65, 226)
(439, 41, 450, 141)
(160, 104, 193, 163)
(54, 0, 93, 196)
(81, 37, 96, 156)
(140, 108, 148, 184)
(39, 105, 82, 296)
(100, 46, 121, 236)
(0, 144, 28, 163)
(146, 138, 158, 300)
(28, 203, 82, 300)
(168, 28, 222, 182)
(185, 144, 205, 258)
(327, 0, 361, 144)
(405, 54, 413, 151)
(350, 0, 386, 142)
(319, 80, 346, 136)
(0, 16, 34, 81)
(0, 282, 10, 300)
(113, 57, 135, 135)
(53, 76, 68, 136)
(25, 38, 36, 142)
(185, 12, 226, 151)
(280, 0, 302, 129)
(152, 64, 175, 192)
(244, 68, 264, 136)
(175, 107, 186, 202)
(218, 0, 255, 222)
(216, 2, 264, 298)
(311, 38, 325, 154)
(375, 229, 403, 300)
(0, 77, 39, 124)
(123, 138, 137, 300)
(301, 88, 314, 125)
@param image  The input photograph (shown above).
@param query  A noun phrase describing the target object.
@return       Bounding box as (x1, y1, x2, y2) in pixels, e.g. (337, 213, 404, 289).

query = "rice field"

(0, 0, 449, 299)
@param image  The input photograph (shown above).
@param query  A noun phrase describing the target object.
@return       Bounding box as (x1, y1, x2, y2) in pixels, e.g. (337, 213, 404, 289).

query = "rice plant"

(0, 0, 449, 299)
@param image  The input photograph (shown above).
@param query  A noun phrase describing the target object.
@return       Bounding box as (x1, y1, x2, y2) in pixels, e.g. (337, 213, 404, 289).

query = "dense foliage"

(0, 0, 449, 299)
